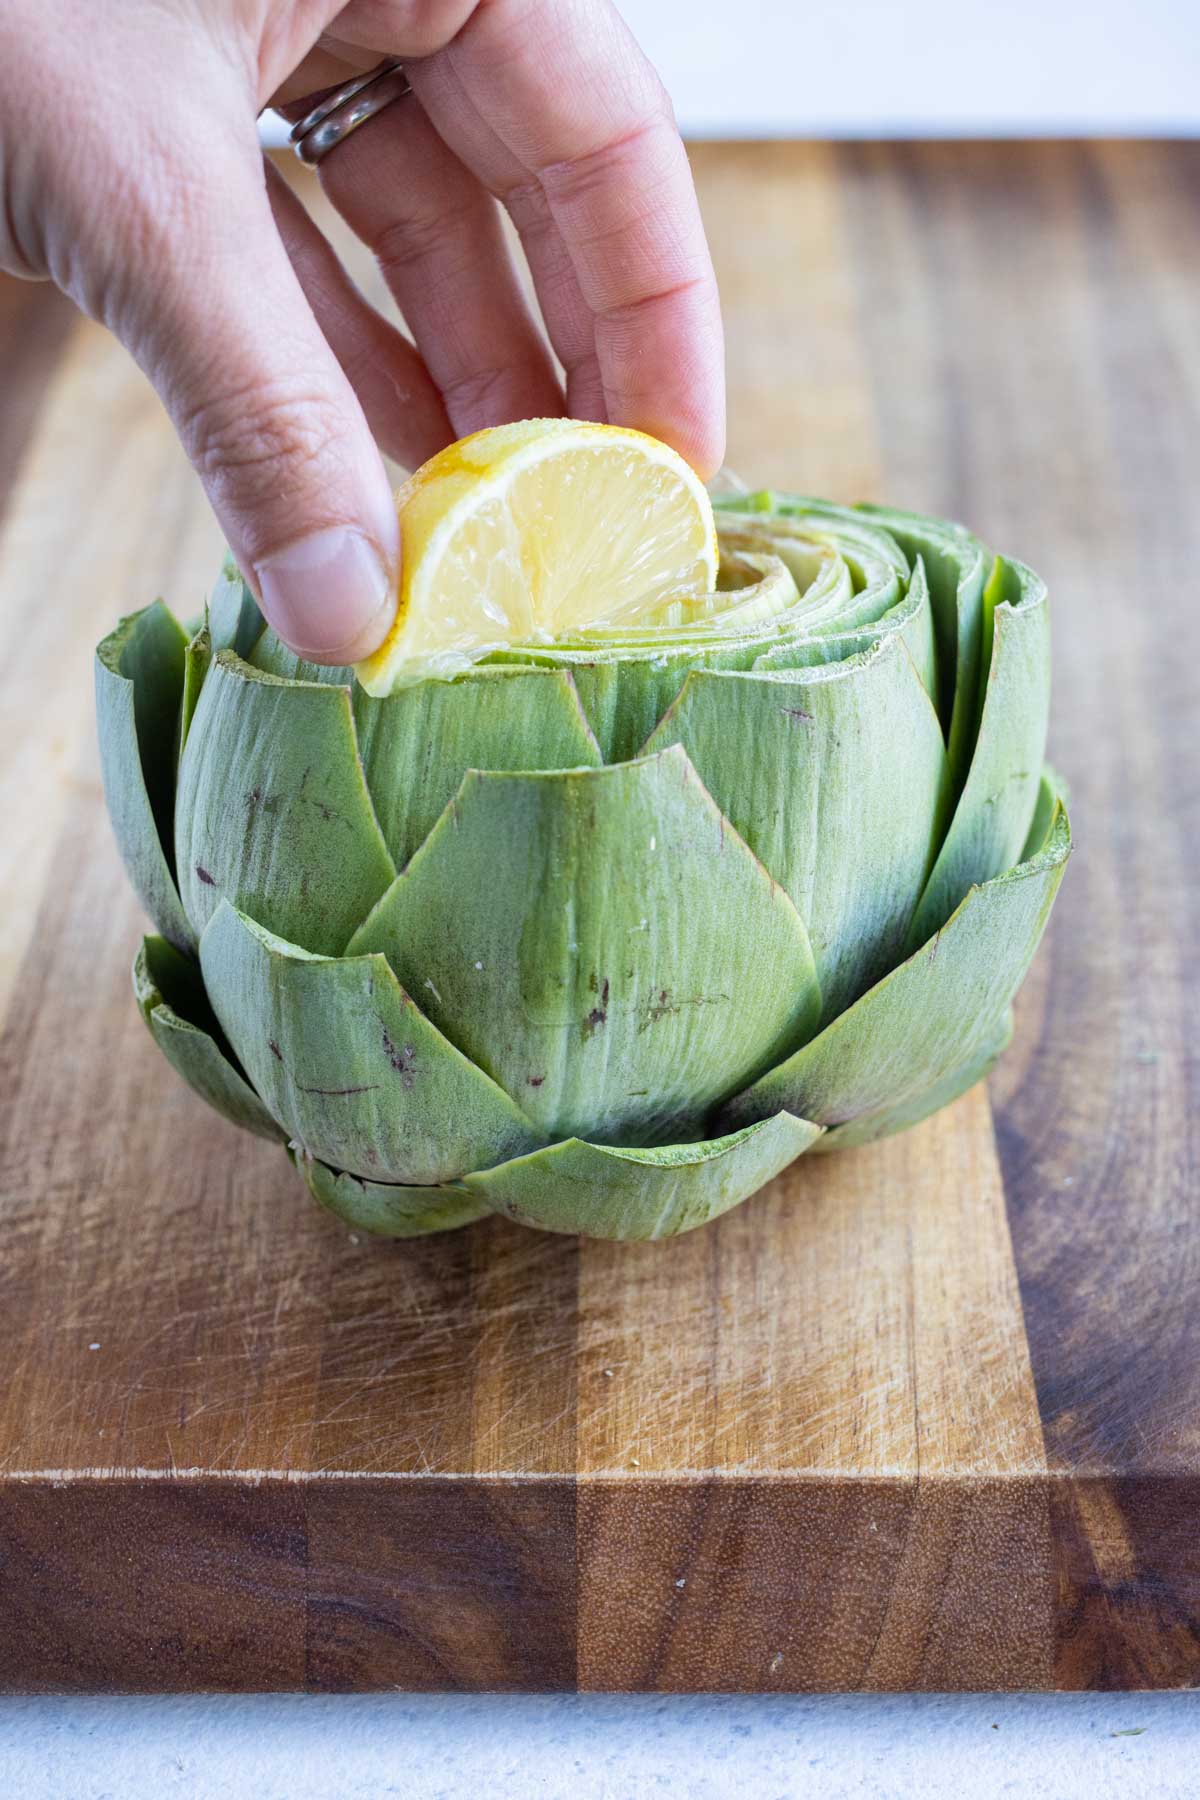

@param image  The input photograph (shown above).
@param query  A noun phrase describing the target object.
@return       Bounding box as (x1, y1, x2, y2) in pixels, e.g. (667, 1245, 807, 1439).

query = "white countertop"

(261, 0, 1200, 142)
(2, 1692, 1197, 1797)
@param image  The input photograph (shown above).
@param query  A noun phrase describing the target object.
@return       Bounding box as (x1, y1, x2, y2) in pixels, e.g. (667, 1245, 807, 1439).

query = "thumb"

(124, 144, 399, 664)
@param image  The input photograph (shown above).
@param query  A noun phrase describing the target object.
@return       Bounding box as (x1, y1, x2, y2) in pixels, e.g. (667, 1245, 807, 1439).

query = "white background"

(2, 1692, 1199, 1798)
(622, 0, 1200, 136)
(261, 0, 1200, 144)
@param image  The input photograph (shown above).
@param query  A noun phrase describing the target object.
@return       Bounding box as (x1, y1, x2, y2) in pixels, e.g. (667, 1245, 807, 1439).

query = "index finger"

(410, 0, 726, 476)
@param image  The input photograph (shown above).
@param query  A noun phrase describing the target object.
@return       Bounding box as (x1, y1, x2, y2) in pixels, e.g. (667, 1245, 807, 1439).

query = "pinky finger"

(264, 160, 452, 471)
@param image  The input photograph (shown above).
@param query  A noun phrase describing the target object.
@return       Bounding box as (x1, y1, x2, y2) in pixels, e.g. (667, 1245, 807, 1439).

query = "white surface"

(2, 1693, 1198, 1798)
(621, 0, 1199, 135)
(261, 0, 1200, 140)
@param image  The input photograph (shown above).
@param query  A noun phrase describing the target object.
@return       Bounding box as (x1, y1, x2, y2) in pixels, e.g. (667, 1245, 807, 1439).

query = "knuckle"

(536, 109, 677, 210)
(502, 176, 550, 234)
(371, 192, 479, 282)
(438, 360, 549, 430)
(181, 379, 349, 506)
(379, 1, 475, 57)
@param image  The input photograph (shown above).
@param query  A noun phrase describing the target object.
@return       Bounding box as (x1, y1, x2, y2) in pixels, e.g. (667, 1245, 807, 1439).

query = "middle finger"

(313, 89, 565, 434)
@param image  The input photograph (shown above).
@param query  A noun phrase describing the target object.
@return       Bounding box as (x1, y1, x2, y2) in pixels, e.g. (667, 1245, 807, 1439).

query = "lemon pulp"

(355, 419, 718, 695)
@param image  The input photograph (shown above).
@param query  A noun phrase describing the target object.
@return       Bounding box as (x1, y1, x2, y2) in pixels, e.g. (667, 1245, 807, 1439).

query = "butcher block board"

(1, 142, 1197, 1694)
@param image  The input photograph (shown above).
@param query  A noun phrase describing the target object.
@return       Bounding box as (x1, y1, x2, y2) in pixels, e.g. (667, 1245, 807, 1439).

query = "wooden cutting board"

(1, 142, 1197, 1694)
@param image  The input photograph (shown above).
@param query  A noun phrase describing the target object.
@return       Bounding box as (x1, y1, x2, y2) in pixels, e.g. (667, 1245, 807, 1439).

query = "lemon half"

(355, 418, 718, 695)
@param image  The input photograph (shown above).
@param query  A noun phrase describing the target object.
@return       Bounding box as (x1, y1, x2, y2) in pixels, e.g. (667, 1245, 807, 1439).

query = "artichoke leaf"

(248, 627, 351, 686)
(721, 504, 907, 635)
(460, 1110, 823, 1239)
(854, 503, 990, 784)
(199, 902, 547, 1185)
(906, 556, 1050, 946)
(724, 777, 1070, 1132)
(751, 556, 939, 707)
(175, 653, 396, 954)
(208, 554, 265, 658)
(293, 1150, 490, 1238)
(814, 1009, 1013, 1152)
(134, 936, 284, 1141)
(349, 745, 822, 1146)
(178, 624, 211, 760)
(95, 604, 194, 952)
(892, 557, 939, 704)
(727, 495, 991, 793)
(564, 644, 762, 765)
(352, 663, 603, 870)
(643, 636, 949, 1020)
(502, 550, 801, 762)
(1021, 761, 1067, 860)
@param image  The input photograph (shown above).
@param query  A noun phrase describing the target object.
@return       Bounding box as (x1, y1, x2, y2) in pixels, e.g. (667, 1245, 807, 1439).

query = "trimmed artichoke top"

(96, 490, 1069, 1241)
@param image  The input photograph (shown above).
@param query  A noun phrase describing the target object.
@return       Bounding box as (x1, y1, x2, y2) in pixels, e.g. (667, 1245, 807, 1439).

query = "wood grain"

(832, 139, 1200, 1688)
(0, 141, 1196, 1692)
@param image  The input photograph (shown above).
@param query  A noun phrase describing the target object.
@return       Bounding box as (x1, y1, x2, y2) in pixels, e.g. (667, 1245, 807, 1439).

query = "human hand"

(0, 0, 725, 661)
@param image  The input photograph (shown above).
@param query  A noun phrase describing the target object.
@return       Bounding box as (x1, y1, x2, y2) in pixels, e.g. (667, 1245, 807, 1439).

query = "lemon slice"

(355, 418, 718, 695)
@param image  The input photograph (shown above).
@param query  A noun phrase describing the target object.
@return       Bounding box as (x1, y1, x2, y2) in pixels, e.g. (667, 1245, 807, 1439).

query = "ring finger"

(297, 82, 566, 435)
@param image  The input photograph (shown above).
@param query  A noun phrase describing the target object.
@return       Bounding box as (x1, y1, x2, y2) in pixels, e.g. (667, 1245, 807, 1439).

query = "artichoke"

(95, 490, 1069, 1241)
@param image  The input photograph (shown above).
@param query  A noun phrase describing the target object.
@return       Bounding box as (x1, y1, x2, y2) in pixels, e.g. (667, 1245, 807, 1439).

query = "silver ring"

(290, 59, 411, 166)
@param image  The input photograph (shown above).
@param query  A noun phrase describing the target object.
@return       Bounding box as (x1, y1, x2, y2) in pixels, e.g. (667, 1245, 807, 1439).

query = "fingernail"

(255, 527, 395, 662)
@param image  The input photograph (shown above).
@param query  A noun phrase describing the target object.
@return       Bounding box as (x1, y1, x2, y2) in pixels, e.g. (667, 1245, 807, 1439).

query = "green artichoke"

(95, 491, 1069, 1241)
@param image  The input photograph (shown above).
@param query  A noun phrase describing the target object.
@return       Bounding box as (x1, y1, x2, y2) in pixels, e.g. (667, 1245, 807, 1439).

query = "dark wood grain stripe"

(836, 140, 1200, 1689)
(995, 141, 1200, 1480)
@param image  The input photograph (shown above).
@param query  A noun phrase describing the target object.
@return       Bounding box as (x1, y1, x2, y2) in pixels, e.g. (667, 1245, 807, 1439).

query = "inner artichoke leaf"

(853, 504, 986, 753)
(905, 554, 1050, 948)
(713, 504, 937, 707)
(199, 902, 547, 1185)
(459, 1111, 822, 1240)
(642, 636, 949, 1020)
(751, 556, 938, 707)
(496, 546, 844, 761)
(567, 549, 799, 640)
(537, 640, 766, 765)
(248, 628, 354, 686)
(134, 935, 285, 1142)
(722, 782, 1069, 1134)
(718, 507, 908, 638)
(779, 497, 990, 782)
(207, 554, 266, 659)
(1020, 763, 1068, 861)
(352, 663, 603, 871)
(178, 624, 211, 761)
(95, 604, 194, 952)
(347, 745, 822, 1146)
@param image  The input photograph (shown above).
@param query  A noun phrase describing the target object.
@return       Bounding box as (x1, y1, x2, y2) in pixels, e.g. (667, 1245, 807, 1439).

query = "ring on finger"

(289, 60, 412, 167)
